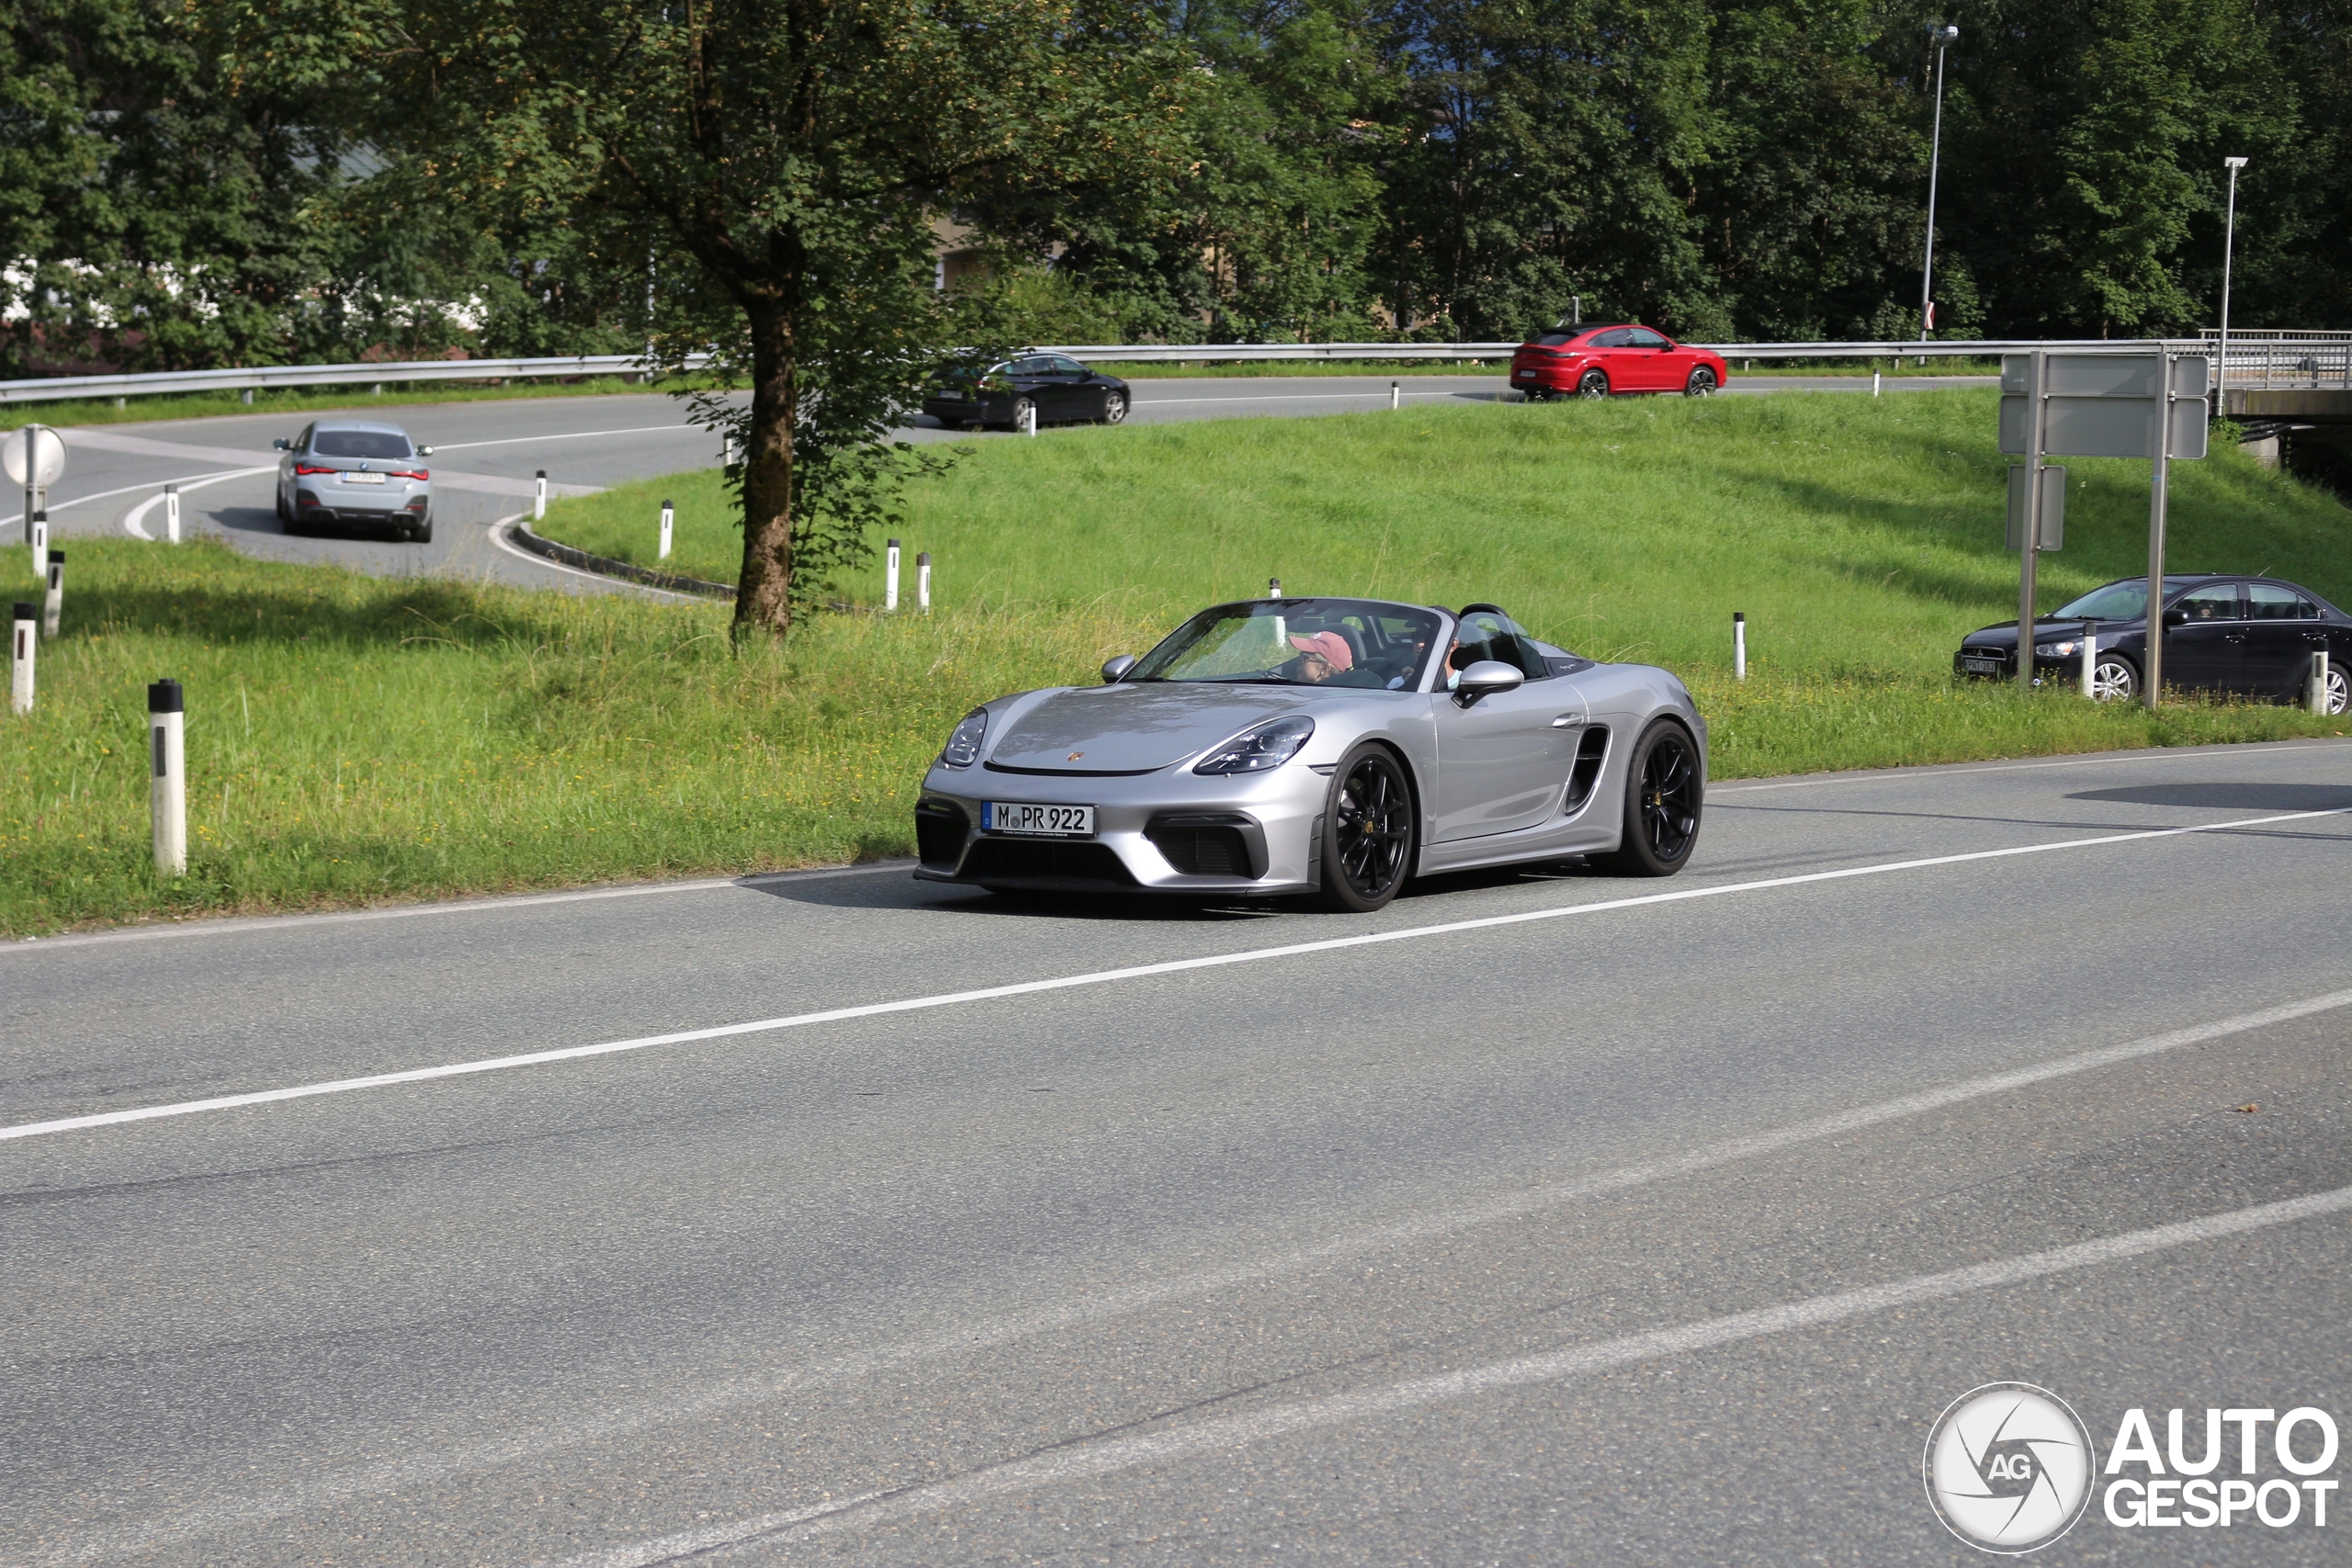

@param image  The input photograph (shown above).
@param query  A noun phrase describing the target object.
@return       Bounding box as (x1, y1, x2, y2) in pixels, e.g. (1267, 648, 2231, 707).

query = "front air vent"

(1145, 812, 1266, 879)
(914, 800, 968, 870)
(960, 840, 1138, 887)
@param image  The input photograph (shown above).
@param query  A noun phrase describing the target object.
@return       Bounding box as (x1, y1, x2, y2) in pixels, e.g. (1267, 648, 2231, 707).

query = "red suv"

(1510, 324, 1729, 400)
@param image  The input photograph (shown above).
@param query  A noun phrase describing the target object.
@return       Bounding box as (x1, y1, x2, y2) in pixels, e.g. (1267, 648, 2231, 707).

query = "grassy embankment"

(6, 389, 2345, 935)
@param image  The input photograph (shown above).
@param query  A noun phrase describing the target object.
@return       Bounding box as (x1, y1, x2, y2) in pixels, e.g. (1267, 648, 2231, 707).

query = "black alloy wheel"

(1600, 721, 1702, 876)
(1576, 368, 1610, 399)
(1101, 389, 1128, 424)
(1685, 366, 1718, 396)
(2089, 652, 2138, 703)
(1318, 744, 1415, 912)
(2322, 662, 2347, 715)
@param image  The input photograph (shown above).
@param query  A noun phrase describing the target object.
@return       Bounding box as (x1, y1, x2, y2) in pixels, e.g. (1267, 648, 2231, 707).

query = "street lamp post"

(1918, 24, 1959, 345)
(2218, 156, 2248, 415)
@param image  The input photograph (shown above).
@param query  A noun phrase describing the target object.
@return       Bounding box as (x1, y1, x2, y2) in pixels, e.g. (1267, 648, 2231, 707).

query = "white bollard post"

(42, 549, 62, 638)
(10, 602, 32, 714)
(1390, 381, 1401, 411)
(1872, 369, 1883, 397)
(2080, 626, 2098, 699)
(1734, 612, 1747, 680)
(1021, 403, 1037, 437)
(534, 470, 548, 522)
(149, 678, 187, 876)
(658, 498, 674, 560)
(723, 435, 737, 469)
(1269, 577, 1283, 599)
(29, 507, 45, 559)
(2312, 649, 2332, 716)
(917, 550, 932, 614)
(885, 537, 901, 611)
(164, 483, 181, 544)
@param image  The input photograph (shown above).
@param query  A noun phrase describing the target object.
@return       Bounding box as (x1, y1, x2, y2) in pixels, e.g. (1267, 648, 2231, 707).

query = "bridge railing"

(5, 336, 2336, 407)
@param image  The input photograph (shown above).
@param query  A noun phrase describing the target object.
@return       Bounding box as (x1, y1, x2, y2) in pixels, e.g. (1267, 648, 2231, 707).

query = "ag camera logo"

(1924, 1382, 2097, 1553)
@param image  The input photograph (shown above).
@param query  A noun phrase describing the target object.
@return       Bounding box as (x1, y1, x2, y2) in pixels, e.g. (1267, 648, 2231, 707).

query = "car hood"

(987, 683, 1326, 773)
(1962, 616, 2143, 650)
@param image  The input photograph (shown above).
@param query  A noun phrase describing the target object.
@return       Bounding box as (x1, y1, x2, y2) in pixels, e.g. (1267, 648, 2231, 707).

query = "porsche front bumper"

(913, 761, 1330, 894)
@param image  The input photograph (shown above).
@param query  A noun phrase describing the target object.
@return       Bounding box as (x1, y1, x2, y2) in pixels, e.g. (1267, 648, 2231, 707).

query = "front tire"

(1101, 389, 1127, 424)
(1007, 396, 1037, 433)
(1600, 721, 1702, 876)
(1685, 367, 1718, 396)
(1317, 744, 1415, 912)
(1577, 369, 1610, 400)
(2090, 652, 2138, 703)
(2321, 661, 2348, 716)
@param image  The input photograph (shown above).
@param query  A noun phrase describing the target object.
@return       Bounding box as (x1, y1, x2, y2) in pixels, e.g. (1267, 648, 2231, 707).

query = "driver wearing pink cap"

(1287, 630, 1353, 683)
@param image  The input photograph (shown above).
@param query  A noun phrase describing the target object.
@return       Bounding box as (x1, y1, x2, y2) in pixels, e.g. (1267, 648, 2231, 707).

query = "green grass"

(8, 389, 2347, 936)
(8, 375, 713, 428)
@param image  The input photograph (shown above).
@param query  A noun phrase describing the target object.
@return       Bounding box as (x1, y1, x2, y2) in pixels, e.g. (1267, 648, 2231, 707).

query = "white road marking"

(5, 804, 2346, 1145)
(119, 467, 276, 538)
(553, 1182, 2352, 1566)
(37, 982, 2352, 1568)
(430, 423, 707, 451)
(4, 468, 256, 530)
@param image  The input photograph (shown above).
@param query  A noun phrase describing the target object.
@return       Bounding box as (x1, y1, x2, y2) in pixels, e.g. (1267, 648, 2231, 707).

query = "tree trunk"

(735, 295, 797, 634)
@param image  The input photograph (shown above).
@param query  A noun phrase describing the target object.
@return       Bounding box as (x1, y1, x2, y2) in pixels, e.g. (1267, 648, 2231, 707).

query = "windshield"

(1129, 599, 1444, 690)
(312, 430, 413, 459)
(2053, 577, 2207, 620)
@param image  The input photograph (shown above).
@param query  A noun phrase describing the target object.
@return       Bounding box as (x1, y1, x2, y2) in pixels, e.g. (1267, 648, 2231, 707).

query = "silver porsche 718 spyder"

(913, 597, 1707, 911)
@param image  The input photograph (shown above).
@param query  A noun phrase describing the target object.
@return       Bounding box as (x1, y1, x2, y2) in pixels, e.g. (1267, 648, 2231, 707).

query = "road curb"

(505, 518, 735, 599)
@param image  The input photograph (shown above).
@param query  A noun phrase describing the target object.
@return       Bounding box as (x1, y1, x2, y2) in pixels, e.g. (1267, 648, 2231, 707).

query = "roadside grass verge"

(7, 391, 2346, 936)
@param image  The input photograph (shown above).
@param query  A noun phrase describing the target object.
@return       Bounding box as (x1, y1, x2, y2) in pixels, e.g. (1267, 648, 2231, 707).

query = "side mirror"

(2163, 608, 2188, 627)
(1101, 653, 1136, 684)
(273, 437, 290, 450)
(415, 446, 434, 457)
(1453, 660, 1524, 706)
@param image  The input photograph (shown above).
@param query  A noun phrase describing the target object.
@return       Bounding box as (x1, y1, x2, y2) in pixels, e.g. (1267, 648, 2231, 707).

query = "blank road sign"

(1998, 355, 2209, 461)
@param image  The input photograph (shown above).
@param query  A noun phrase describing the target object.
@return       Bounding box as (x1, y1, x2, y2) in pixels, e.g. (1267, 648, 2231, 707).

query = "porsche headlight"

(941, 708, 988, 767)
(1194, 716, 1314, 775)
(2033, 639, 2082, 658)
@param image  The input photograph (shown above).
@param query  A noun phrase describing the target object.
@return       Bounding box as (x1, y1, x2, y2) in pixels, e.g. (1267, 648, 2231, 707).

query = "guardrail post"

(10, 603, 32, 713)
(535, 470, 548, 521)
(164, 483, 180, 544)
(1734, 612, 1747, 680)
(659, 498, 673, 560)
(885, 537, 900, 612)
(2312, 650, 2332, 716)
(917, 550, 931, 614)
(42, 549, 62, 637)
(149, 678, 186, 876)
(242, 389, 253, 404)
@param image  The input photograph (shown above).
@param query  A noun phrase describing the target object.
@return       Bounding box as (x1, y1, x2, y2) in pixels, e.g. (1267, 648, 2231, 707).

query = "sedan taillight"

(293, 463, 336, 475)
(388, 469, 428, 480)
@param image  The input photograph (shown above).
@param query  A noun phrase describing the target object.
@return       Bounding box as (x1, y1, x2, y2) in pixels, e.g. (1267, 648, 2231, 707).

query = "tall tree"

(277, 0, 1182, 633)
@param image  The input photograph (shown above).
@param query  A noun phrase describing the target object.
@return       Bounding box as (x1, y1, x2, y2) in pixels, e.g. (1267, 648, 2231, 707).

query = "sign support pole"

(2144, 355, 2172, 709)
(2018, 351, 2047, 691)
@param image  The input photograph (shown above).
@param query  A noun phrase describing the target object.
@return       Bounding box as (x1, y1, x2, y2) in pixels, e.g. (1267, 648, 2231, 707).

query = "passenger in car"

(1287, 630, 1355, 682)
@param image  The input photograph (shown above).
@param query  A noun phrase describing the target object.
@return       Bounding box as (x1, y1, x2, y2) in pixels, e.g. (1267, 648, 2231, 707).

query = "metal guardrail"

(0, 353, 715, 406)
(7, 335, 2341, 406)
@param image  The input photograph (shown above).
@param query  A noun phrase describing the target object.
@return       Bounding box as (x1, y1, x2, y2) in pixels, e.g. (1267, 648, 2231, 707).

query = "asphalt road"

(14, 373, 1995, 595)
(6, 739, 2348, 1565)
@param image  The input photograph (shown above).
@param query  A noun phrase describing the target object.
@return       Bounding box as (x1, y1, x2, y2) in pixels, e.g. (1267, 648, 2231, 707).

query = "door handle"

(1551, 713, 1585, 728)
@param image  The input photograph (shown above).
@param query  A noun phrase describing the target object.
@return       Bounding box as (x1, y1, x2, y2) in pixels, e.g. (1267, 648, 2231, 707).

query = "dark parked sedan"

(922, 355, 1130, 431)
(1954, 573, 2350, 712)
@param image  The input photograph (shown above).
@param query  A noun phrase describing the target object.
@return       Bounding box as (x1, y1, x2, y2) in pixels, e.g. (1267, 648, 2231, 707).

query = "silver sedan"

(273, 420, 436, 542)
(914, 597, 1707, 911)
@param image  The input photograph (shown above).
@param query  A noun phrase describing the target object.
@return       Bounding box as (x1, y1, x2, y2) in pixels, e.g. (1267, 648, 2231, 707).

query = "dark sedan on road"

(1954, 573, 2351, 711)
(922, 354, 1131, 431)
(1510, 324, 1730, 400)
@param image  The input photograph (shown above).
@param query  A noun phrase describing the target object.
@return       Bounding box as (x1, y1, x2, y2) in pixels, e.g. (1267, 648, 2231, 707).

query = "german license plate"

(984, 802, 1093, 837)
(1514, 369, 1535, 378)
(1960, 655, 2000, 674)
(342, 471, 386, 485)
